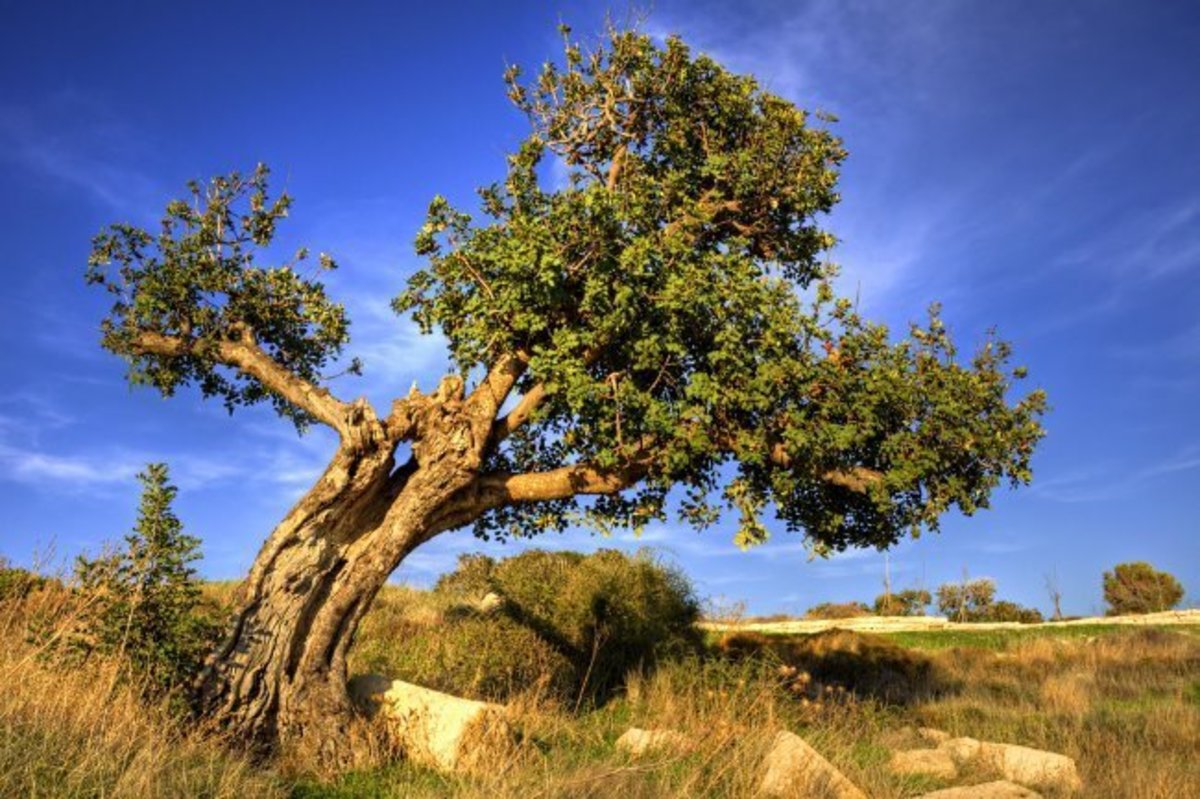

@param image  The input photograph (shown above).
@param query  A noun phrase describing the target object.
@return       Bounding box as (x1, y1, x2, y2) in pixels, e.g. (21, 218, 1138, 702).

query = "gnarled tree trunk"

(198, 386, 489, 769)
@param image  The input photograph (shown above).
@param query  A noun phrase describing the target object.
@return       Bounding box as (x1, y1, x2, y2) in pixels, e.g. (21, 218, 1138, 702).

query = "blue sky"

(1, 1, 1197, 616)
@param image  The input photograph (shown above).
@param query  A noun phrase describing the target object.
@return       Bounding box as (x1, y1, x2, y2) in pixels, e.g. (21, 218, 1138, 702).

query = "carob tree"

(86, 27, 1046, 767)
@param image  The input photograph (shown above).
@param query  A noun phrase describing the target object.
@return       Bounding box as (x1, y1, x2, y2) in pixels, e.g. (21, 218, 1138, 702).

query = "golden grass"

(0, 584, 286, 799)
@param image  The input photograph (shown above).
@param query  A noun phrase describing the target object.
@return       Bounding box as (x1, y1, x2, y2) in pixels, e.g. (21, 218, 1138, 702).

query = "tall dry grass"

(0, 580, 286, 799)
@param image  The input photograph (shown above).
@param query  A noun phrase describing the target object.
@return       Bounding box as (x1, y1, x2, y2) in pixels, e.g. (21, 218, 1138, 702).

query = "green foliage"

(1103, 561, 1185, 615)
(72, 464, 219, 697)
(397, 27, 1046, 552)
(935, 578, 1041, 623)
(434, 548, 701, 702)
(804, 601, 871, 620)
(873, 588, 932, 616)
(87, 165, 353, 430)
(356, 613, 576, 703)
(0, 557, 49, 601)
(87, 26, 1046, 561)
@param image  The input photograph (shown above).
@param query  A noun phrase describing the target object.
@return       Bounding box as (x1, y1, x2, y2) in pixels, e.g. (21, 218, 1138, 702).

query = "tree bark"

(198, 382, 493, 770)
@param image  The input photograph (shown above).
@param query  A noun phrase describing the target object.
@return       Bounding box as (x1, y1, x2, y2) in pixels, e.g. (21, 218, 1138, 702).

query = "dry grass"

(0, 582, 286, 799)
(3, 578, 1197, 798)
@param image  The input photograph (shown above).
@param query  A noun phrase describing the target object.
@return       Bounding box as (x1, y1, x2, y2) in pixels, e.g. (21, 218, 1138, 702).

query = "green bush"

(354, 613, 576, 702)
(429, 547, 701, 703)
(935, 578, 1041, 623)
(804, 601, 871, 619)
(71, 464, 219, 699)
(873, 589, 931, 616)
(1103, 561, 1185, 615)
(0, 558, 49, 601)
(987, 600, 1043, 624)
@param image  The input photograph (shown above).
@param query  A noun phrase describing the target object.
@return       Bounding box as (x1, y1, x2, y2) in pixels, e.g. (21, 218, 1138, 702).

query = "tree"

(1103, 561, 1184, 615)
(874, 588, 931, 616)
(85, 27, 1046, 765)
(936, 578, 997, 622)
(73, 464, 216, 697)
(1044, 567, 1063, 620)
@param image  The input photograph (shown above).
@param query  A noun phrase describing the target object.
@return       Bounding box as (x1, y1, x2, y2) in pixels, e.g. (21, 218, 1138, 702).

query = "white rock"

(758, 730, 868, 799)
(477, 592, 504, 614)
(979, 742, 1082, 794)
(381, 680, 514, 773)
(615, 727, 689, 757)
(918, 780, 1043, 798)
(889, 748, 958, 780)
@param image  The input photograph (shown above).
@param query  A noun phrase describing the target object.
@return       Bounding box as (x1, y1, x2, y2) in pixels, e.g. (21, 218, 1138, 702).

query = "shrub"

(71, 464, 220, 698)
(1103, 561, 1185, 615)
(987, 600, 1044, 624)
(0, 557, 49, 601)
(804, 601, 870, 619)
(355, 613, 576, 702)
(873, 588, 931, 616)
(430, 548, 701, 702)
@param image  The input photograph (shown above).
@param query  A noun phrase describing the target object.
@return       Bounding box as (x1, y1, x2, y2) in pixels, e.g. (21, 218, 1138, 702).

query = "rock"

(918, 727, 952, 745)
(939, 736, 983, 765)
(758, 730, 868, 799)
(615, 727, 689, 757)
(917, 780, 1043, 798)
(889, 748, 958, 780)
(477, 592, 504, 614)
(979, 742, 1082, 794)
(381, 680, 514, 773)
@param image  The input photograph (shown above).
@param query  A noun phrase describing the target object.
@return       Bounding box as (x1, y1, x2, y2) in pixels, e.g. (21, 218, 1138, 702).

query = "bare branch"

(129, 331, 356, 437)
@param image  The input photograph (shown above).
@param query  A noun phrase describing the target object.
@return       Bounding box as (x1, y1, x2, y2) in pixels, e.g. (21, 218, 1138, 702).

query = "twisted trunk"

(199, 393, 487, 769)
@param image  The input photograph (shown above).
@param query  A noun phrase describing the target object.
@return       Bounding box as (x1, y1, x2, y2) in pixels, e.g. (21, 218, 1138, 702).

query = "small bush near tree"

(1103, 561, 1184, 615)
(72, 464, 219, 698)
(0, 557, 50, 601)
(407, 547, 701, 703)
(873, 589, 932, 616)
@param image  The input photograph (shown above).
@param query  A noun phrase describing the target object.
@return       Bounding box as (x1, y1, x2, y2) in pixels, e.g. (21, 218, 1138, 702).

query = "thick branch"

(129, 331, 356, 437)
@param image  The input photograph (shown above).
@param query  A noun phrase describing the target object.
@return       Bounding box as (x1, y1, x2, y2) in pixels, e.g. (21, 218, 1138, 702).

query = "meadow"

(2, 578, 1197, 799)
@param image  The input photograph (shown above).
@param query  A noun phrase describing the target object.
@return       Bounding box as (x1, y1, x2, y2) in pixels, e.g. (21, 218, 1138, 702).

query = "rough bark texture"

(197, 375, 495, 769)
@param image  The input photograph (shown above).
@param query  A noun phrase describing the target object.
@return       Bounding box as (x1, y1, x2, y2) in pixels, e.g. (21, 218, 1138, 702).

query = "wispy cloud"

(1033, 446, 1200, 503)
(0, 95, 160, 213)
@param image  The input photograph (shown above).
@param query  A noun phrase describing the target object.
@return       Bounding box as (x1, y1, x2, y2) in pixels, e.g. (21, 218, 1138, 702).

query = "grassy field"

(3, 583, 1197, 798)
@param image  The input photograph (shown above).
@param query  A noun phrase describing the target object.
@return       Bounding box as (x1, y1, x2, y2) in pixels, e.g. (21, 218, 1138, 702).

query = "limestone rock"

(979, 742, 1082, 794)
(477, 592, 504, 614)
(615, 727, 689, 757)
(758, 730, 868, 799)
(889, 748, 958, 780)
(918, 780, 1043, 798)
(939, 736, 983, 765)
(381, 680, 514, 773)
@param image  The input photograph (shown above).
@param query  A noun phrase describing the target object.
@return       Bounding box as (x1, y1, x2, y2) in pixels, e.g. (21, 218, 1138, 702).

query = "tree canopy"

(87, 26, 1046, 559)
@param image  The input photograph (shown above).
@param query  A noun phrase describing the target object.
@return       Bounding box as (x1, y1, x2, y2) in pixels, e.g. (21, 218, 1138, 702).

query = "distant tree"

(1102, 561, 1184, 616)
(1044, 568, 1064, 620)
(874, 588, 932, 616)
(805, 601, 871, 619)
(73, 464, 217, 697)
(85, 26, 1046, 764)
(987, 599, 1043, 624)
(936, 578, 996, 622)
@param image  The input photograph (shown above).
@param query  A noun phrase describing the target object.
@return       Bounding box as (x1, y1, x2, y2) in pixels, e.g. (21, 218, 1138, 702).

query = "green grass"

(879, 623, 1200, 651)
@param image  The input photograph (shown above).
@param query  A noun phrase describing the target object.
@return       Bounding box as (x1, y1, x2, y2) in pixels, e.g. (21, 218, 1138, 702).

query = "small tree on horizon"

(874, 587, 931, 616)
(1102, 561, 1184, 616)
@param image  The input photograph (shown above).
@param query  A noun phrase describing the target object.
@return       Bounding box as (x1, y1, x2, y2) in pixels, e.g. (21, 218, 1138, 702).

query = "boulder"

(758, 730, 868, 799)
(347, 673, 392, 716)
(889, 748, 958, 780)
(939, 736, 983, 765)
(477, 592, 504, 614)
(979, 742, 1082, 794)
(918, 780, 1043, 798)
(381, 680, 514, 773)
(615, 727, 689, 757)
